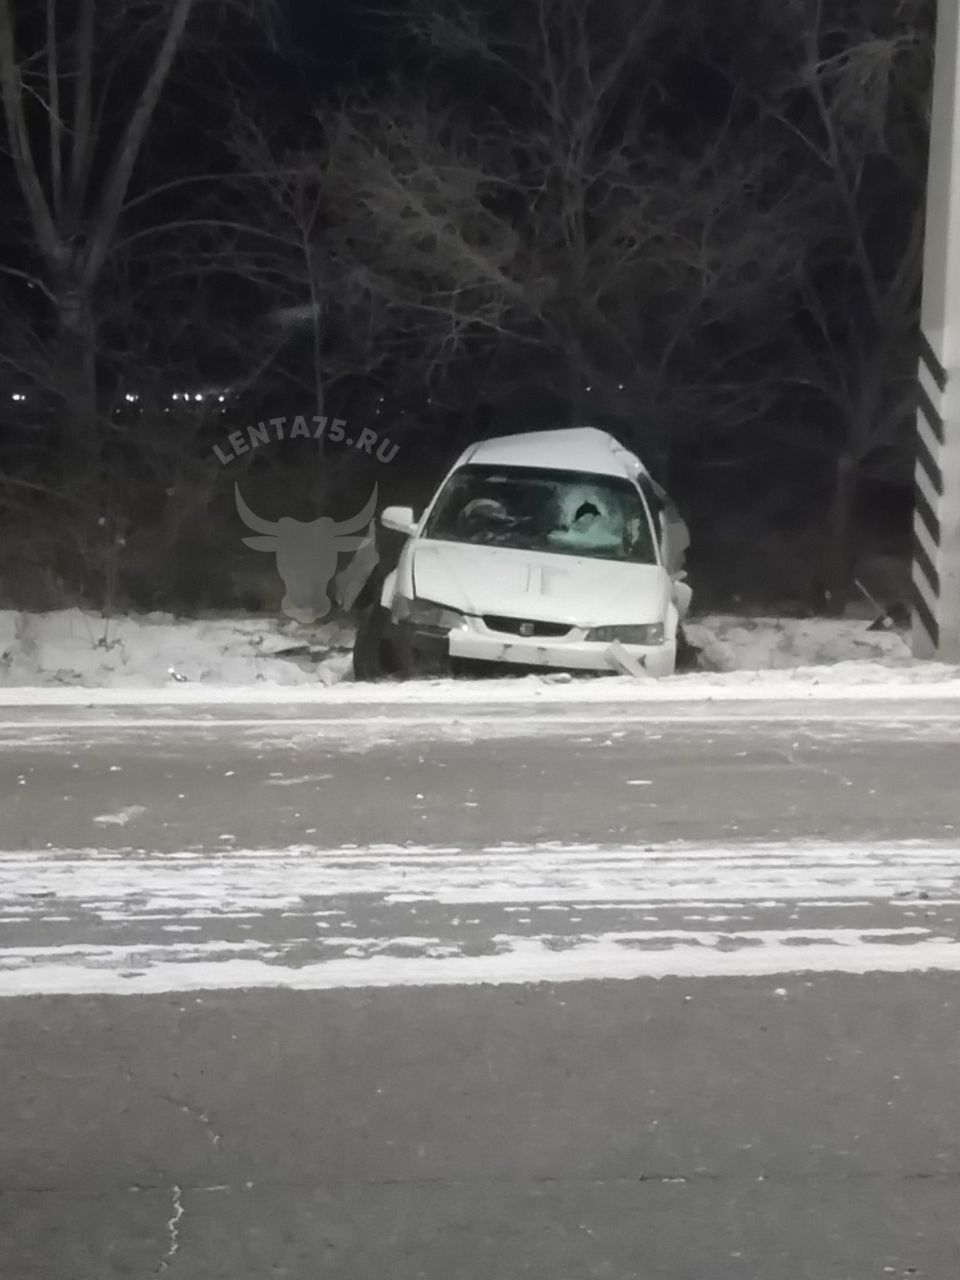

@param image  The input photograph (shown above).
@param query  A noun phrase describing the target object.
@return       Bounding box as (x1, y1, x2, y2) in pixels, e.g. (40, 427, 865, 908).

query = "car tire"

(352, 605, 403, 681)
(675, 624, 701, 672)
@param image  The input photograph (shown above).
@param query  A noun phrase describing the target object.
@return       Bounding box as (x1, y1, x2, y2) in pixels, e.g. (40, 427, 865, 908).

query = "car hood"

(410, 540, 669, 626)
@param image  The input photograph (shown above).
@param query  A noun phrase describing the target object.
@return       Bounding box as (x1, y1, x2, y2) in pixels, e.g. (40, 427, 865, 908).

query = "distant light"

(194, 393, 203, 402)
(218, 394, 226, 403)
(124, 392, 138, 403)
(11, 392, 25, 402)
(172, 393, 180, 401)
(618, 383, 624, 390)
(585, 385, 592, 392)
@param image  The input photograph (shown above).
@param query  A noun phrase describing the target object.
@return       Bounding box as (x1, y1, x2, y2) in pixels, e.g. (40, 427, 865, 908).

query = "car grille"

(483, 615, 572, 638)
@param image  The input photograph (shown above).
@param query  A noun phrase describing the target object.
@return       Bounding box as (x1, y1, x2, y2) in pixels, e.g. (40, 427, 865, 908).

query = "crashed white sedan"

(353, 427, 691, 679)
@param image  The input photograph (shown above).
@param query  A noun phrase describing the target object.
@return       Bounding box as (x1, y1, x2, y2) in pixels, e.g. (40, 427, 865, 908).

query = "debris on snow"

(606, 640, 651, 678)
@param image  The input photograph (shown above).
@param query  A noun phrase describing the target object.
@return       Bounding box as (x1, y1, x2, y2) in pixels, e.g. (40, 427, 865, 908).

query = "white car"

(352, 427, 692, 679)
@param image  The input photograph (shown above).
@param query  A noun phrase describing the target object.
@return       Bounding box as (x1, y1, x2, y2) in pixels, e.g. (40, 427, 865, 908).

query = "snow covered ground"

(684, 615, 917, 671)
(0, 607, 958, 701)
(0, 609, 353, 689)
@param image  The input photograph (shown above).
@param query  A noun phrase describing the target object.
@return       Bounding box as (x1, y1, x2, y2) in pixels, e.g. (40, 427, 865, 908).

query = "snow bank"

(0, 607, 957, 701)
(0, 609, 353, 688)
(685, 614, 914, 671)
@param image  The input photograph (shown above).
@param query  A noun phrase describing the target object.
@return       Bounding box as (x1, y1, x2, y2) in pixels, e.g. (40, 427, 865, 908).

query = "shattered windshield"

(423, 465, 658, 564)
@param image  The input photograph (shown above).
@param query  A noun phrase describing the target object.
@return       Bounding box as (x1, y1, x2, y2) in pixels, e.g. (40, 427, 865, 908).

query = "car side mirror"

(381, 505, 418, 536)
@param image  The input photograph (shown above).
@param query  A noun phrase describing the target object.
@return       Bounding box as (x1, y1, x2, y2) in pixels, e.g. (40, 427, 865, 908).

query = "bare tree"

(228, 115, 390, 425)
(0, 0, 285, 607)
(0, 0, 270, 489)
(703, 0, 932, 604)
(311, 0, 810, 463)
(344, 0, 930, 604)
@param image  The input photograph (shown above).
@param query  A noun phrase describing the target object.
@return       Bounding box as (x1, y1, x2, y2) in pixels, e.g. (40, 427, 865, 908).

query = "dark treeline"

(0, 0, 932, 614)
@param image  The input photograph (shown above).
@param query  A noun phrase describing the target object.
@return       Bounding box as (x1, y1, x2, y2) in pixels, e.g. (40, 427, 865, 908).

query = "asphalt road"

(1, 696, 959, 1279)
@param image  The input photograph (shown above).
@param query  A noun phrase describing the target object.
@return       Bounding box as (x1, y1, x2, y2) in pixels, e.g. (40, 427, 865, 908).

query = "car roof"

(457, 427, 647, 479)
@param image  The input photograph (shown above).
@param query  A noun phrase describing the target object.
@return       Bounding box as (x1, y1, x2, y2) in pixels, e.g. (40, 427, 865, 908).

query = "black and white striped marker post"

(913, 2, 960, 662)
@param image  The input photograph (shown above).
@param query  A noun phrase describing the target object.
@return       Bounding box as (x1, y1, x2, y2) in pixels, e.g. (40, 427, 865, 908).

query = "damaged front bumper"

(447, 628, 676, 676)
(392, 608, 677, 677)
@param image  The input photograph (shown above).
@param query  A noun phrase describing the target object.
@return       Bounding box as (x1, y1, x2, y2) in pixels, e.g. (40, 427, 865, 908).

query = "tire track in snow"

(1, 841, 959, 994)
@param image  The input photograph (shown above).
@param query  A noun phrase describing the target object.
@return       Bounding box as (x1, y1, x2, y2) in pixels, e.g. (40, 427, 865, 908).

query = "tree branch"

(0, 263, 58, 303)
(66, 0, 95, 229)
(46, 0, 63, 219)
(0, 0, 60, 260)
(84, 0, 197, 284)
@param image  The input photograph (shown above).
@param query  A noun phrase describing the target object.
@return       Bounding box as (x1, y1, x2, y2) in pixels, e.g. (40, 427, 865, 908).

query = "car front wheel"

(675, 624, 701, 672)
(352, 605, 404, 681)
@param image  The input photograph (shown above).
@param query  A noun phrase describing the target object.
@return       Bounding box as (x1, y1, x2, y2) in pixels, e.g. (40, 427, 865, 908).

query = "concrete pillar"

(913, 0, 960, 662)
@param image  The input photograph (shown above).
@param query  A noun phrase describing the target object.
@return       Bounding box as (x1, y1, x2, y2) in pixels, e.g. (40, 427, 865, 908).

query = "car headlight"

(395, 597, 466, 632)
(587, 623, 665, 645)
